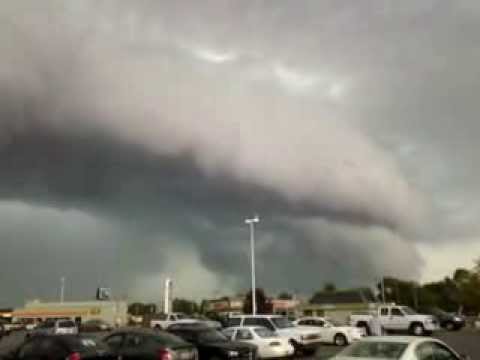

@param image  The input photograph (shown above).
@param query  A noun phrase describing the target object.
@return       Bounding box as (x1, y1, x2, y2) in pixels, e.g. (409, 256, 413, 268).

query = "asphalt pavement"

(0, 330, 478, 359)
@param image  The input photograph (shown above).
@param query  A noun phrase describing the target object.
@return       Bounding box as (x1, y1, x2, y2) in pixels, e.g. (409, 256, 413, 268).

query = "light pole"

(245, 215, 260, 315)
(60, 277, 65, 303)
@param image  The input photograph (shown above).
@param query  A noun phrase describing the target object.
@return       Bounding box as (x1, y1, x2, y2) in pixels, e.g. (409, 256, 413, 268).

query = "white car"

(28, 319, 78, 337)
(332, 336, 470, 360)
(294, 317, 364, 346)
(151, 313, 221, 330)
(227, 315, 321, 354)
(223, 326, 295, 359)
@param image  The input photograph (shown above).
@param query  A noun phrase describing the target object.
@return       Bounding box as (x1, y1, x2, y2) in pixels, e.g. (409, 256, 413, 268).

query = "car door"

(313, 319, 329, 342)
(378, 307, 392, 330)
(390, 307, 409, 331)
(41, 338, 70, 360)
(222, 328, 235, 340)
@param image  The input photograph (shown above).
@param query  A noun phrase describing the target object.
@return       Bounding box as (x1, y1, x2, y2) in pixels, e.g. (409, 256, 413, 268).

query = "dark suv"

(168, 324, 257, 360)
(419, 307, 465, 331)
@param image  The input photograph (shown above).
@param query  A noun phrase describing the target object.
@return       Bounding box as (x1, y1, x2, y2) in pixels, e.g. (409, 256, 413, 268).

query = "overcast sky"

(1, 0, 480, 307)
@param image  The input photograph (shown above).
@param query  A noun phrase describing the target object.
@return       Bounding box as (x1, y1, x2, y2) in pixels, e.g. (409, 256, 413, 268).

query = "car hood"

(277, 326, 320, 336)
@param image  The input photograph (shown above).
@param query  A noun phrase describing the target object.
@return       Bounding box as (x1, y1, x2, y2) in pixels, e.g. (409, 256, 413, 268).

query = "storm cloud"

(1, 1, 479, 306)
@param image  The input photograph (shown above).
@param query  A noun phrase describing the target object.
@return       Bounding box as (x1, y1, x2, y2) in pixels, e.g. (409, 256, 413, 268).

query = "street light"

(245, 215, 260, 315)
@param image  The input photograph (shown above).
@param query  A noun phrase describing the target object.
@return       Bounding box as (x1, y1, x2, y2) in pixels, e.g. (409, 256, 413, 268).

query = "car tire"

(411, 323, 425, 336)
(334, 334, 348, 347)
(445, 322, 455, 331)
(154, 325, 162, 331)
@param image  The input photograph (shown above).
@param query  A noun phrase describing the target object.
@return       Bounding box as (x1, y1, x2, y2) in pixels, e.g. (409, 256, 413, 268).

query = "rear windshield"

(63, 336, 102, 351)
(59, 321, 76, 328)
(271, 317, 294, 329)
(198, 330, 228, 343)
(254, 328, 277, 338)
(340, 341, 408, 359)
(154, 332, 189, 346)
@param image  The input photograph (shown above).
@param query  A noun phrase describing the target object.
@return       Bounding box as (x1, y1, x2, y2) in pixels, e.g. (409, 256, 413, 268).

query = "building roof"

(310, 288, 376, 305)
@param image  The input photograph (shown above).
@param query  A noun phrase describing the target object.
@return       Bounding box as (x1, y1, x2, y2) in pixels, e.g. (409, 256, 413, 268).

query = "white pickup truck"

(349, 305, 439, 336)
(150, 313, 220, 330)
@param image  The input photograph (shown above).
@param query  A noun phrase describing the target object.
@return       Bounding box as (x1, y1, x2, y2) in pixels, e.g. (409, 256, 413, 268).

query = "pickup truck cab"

(350, 305, 439, 336)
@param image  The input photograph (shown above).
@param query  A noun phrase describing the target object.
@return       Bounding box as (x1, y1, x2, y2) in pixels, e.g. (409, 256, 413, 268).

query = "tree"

(243, 288, 270, 314)
(128, 303, 145, 316)
(277, 292, 293, 300)
(172, 298, 198, 315)
(323, 283, 336, 293)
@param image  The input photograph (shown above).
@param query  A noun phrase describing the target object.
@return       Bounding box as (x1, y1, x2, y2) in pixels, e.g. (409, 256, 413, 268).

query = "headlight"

(227, 351, 239, 357)
(454, 316, 462, 322)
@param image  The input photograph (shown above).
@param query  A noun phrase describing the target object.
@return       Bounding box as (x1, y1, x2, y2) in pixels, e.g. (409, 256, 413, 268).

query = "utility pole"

(60, 277, 65, 303)
(381, 277, 386, 304)
(245, 215, 260, 315)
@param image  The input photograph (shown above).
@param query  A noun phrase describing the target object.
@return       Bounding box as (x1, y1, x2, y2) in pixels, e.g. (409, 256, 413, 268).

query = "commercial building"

(12, 300, 128, 326)
(299, 288, 377, 323)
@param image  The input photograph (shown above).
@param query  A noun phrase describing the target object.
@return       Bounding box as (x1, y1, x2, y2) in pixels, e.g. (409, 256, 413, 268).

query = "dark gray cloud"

(1, 0, 479, 306)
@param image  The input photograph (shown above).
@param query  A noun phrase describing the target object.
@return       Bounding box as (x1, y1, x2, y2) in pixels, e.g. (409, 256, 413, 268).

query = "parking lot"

(1, 329, 478, 359)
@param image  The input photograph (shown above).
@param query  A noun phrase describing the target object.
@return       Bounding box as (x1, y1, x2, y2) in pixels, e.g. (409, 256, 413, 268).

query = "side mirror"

(460, 354, 471, 360)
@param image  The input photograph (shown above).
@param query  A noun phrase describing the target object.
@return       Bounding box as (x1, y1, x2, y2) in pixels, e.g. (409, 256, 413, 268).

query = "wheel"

(445, 322, 455, 331)
(334, 334, 348, 347)
(411, 323, 425, 336)
(154, 325, 162, 331)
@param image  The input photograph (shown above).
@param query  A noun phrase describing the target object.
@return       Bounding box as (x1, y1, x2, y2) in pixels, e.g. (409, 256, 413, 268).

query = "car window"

(18, 338, 44, 359)
(235, 329, 253, 341)
(380, 308, 389, 316)
(415, 342, 435, 360)
(227, 318, 241, 327)
(58, 320, 75, 328)
(222, 329, 235, 339)
(298, 320, 309, 325)
(105, 334, 124, 348)
(432, 342, 459, 360)
(314, 320, 325, 327)
(41, 338, 68, 359)
(270, 317, 294, 329)
(341, 341, 408, 359)
(125, 334, 144, 348)
(391, 308, 404, 317)
(244, 318, 275, 331)
(153, 332, 189, 346)
(254, 328, 277, 338)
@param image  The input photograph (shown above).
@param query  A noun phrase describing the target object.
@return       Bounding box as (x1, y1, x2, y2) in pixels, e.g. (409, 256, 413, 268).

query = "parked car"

(2, 334, 115, 360)
(223, 326, 294, 359)
(332, 336, 470, 360)
(103, 328, 197, 360)
(168, 324, 257, 360)
(80, 319, 113, 333)
(349, 305, 439, 336)
(0, 319, 24, 335)
(294, 316, 364, 346)
(418, 307, 466, 331)
(151, 313, 220, 330)
(0, 321, 5, 340)
(226, 314, 321, 354)
(27, 319, 78, 337)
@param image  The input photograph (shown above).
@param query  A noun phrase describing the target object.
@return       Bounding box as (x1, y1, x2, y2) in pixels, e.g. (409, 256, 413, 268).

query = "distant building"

(204, 297, 244, 315)
(300, 288, 377, 323)
(12, 300, 128, 326)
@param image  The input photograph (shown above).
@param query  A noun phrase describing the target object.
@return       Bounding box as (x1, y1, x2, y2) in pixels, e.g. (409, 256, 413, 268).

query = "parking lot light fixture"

(245, 215, 260, 315)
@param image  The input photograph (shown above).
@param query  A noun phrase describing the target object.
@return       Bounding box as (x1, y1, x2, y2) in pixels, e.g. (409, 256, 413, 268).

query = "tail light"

(269, 342, 281, 347)
(68, 352, 81, 360)
(158, 349, 173, 360)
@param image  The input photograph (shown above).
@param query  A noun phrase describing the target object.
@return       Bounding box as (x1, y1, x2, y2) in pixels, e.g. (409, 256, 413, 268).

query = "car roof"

(231, 315, 283, 318)
(225, 326, 265, 331)
(360, 336, 433, 344)
(109, 327, 165, 336)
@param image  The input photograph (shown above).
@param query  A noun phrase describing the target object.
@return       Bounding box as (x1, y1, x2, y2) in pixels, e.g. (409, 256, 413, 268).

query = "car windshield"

(401, 307, 417, 315)
(340, 341, 408, 359)
(271, 317, 294, 329)
(198, 330, 228, 342)
(254, 328, 278, 338)
(59, 320, 76, 328)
